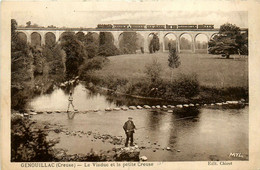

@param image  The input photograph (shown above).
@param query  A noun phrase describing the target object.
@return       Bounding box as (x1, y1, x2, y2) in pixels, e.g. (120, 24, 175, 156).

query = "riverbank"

(80, 53, 248, 105)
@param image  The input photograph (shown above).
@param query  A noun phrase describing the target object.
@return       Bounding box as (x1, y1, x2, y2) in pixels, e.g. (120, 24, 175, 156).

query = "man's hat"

(128, 117, 133, 120)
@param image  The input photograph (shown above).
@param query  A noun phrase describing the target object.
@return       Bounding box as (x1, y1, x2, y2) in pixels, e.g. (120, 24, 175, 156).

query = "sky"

(12, 10, 248, 29)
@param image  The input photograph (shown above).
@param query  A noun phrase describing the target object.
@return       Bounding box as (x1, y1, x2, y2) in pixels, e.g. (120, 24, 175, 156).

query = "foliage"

(11, 115, 59, 162)
(168, 48, 181, 82)
(76, 32, 86, 42)
(172, 73, 199, 97)
(119, 32, 137, 54)
(26, 21, 31, 27)
(85, 43, 99, 58)
(84, 32, 99, 58)
(61, 32, 87, 79)
(98, 43, 120, 57)
(42, 44, 65, 77)
(208, 23, 248, 58)
(144, 58, 162, 83)
(149, 34, 160, 53)
(98, 32, 120, 57)
(11, 19, 66, 110)
(180, 37, 191, 50)
(79, 56, 108, 80)
(168, 48, 181, 69)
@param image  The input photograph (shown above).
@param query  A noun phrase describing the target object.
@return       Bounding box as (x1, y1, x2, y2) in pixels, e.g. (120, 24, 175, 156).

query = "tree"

(26, 21, 31, 27)
(61, 32, 87, 79)
(98, 32, 120, 57)
(149, 34, 160, 53)
(208, 23, 248, 58)
(11, 19, 18, 42)
(85, 32, 99, 58)
(144, 58, 162, 83)
(168, 48, 180, 82)
(119, 32, 137, 54)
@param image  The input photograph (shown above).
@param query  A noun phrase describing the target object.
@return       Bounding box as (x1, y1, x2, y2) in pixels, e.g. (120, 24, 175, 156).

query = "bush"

(172, 73, 199, 97)
(98, 43, 120, 57)
(79, 56, 108, 80)
(85, 43, 99, 58)
(144, 58, 162, 83)
(11, 115, 59, 162)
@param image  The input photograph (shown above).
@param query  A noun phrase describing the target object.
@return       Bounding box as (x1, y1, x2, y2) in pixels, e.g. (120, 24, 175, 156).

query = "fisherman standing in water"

(67, 91, 76, 112)
(123, 117, 137, 147)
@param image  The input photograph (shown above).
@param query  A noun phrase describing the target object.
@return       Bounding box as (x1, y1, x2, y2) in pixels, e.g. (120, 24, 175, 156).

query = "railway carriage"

(178, 25, 197, 29)
(147, 25, 165, 29)
(130, 24, 146, 29)
(96, 24, 214, 30)
(113, 24, 130, 29)
(97, 24, 113, 29)
(198, 24, 214, 29)
(166, 25, 178, 29)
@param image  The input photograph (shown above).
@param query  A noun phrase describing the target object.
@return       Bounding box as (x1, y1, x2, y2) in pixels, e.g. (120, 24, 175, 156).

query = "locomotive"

(96, 24, 214, 29)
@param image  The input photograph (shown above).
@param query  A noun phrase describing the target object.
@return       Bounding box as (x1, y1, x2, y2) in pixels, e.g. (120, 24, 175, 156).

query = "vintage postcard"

(1, 1, 260, 170)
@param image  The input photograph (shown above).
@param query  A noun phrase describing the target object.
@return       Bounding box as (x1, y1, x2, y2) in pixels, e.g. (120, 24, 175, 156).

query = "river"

(29, 83, 248, 161)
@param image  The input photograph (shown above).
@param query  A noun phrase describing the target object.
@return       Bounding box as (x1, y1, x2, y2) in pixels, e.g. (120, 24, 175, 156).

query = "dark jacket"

(123, 120, 136, 133)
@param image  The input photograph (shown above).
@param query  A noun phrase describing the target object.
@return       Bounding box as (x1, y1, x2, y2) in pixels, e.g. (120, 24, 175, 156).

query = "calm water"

(29, 83, 118, 111)
(29, 83, 248, 161)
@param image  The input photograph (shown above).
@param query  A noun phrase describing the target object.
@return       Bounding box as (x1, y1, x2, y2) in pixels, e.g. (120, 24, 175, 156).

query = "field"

(93, 53, 248, 88)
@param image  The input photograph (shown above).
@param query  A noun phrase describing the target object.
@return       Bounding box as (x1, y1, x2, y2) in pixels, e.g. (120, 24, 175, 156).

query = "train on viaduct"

(15, 24, 247, 53)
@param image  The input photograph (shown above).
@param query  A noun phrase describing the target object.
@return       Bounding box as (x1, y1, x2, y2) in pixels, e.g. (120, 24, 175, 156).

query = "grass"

(93, 53, 248, 88)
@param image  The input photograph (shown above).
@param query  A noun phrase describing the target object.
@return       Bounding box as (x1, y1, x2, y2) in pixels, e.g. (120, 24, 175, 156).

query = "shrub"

(144, 58, 162, 83)
(172, 73, 199, 97)
(79, 57, 108, 79)
(85, 43, 99, 58)
(98, 43, 120, 57)
(11, 115, 59, 162)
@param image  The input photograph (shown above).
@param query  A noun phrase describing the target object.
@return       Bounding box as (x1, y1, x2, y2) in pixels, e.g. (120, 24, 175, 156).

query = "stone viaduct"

(15, 27, 247, 53)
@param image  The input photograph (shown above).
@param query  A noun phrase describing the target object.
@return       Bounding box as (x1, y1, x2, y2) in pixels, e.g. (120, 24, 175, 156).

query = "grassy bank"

(92, 53, 248, 88)
(82, 53, 248, 103)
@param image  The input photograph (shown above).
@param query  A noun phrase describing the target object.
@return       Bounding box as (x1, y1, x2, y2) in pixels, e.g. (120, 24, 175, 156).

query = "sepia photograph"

(1, 1, 260, 169)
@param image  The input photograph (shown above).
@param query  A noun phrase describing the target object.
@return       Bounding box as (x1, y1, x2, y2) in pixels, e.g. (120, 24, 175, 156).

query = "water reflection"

(29, 83, 117, 111)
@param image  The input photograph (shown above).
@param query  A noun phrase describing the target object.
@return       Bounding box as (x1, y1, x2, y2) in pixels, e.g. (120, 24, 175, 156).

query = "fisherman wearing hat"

(123, 117, 137, 147)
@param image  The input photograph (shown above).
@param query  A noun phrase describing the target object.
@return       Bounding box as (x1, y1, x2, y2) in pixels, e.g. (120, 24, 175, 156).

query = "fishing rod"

(136, 115, 196, 130)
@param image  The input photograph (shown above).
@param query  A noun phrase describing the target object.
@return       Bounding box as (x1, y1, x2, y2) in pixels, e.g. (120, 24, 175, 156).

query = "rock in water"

(113, 108, 120, 111)
(143, 105, 151, 109)
(115, 147, 140, 161)
(177, 105, 183, 108)
(137, 106, 142, 109)
(105, 108, 112, 111)
(162, 105, 167, 109)
(227, 101, 239, 104)
(29, 112, 37, 115)
(129, 106, 136, 110)
(140, 156, 148, 161)
(166, 147, 171, 150)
